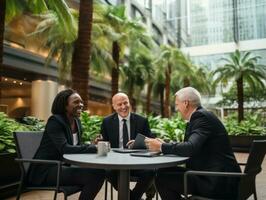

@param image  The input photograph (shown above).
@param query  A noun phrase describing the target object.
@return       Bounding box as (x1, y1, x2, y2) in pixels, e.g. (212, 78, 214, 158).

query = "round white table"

(63, 150, 188, 200)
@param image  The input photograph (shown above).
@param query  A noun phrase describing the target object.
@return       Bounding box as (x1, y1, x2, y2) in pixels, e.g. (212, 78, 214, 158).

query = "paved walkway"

(6, 153, 266, 200)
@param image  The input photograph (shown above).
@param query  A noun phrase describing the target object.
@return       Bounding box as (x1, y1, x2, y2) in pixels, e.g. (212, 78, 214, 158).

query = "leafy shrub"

(224, 112, 266, 136)
(0, 112, 30, 153)
(0, 113, 45, 153)
(20, 116, 45, 131)
(80, 112, 103, 143)
(148, 114, 186, 142)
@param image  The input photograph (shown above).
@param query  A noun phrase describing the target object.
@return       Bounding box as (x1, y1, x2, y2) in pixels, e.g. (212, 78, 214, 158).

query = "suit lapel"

(130, 114, 136, 140)
(54, 115, 73, 145)
(75, 118, 82, 145)
(112, 114, 120, 147)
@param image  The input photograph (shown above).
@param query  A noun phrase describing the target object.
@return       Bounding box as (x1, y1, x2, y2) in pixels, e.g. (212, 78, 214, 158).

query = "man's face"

(175, 96, 189, 120)
(112, 95, 130, 118)
(66, 93, 84, 118)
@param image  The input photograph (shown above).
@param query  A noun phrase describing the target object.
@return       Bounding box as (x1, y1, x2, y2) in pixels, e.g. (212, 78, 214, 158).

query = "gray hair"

(175, 87, 201, 107)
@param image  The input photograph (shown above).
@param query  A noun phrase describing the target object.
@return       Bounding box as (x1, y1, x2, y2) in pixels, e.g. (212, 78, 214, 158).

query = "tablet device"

(112, 148, 146, 153)
(130, 151, 161, 157)
(132, 133, 147, 149)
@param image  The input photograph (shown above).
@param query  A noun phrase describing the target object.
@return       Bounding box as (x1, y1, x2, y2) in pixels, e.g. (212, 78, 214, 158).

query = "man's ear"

(185, 100, 190, 109)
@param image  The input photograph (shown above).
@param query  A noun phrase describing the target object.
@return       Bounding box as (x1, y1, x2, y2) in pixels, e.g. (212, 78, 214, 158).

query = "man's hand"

(126, 140, 135, 149)
(145, 137, 164, 152)
(92, 134, 103, 145)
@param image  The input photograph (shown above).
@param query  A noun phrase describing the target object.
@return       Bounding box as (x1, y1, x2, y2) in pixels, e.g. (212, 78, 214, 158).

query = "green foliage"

(224, 112, 266, 136)
(80, 113, 187, 143)
(148, 115, 186, 142)
(0, 113, 45, 153)
(0, 112, 29, 153)
(20, 116, 45, 131)
(217, 84, 266, 106)
(80, 112, 103, 143)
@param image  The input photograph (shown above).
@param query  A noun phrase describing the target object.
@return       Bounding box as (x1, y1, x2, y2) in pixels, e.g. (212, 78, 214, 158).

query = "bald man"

(145, 87, 241, 200)
(101, 93, 155, 200)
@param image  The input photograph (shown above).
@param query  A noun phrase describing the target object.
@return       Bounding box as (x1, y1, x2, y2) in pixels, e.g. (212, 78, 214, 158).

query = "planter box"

(0, 153, 20, 199)
(229, 135, 266, 153)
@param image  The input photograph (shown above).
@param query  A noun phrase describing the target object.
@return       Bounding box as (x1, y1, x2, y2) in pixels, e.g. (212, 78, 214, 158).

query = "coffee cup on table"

(97, 141, 109, 156)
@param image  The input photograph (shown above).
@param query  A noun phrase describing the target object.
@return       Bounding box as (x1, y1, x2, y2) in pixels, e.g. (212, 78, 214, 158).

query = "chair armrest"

(15, 158, 61, 165)
(183, 170, 245, 199)
(185, 170, 245, 177)
(15, 158, 62, 190)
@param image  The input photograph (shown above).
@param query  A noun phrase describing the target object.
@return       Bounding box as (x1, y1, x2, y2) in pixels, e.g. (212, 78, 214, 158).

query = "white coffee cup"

(97, 141, 110, 156)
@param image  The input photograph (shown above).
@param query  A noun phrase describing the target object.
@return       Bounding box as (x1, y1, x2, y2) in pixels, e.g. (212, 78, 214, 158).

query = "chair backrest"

(244, 140, 266, 174)
(13, 131, 44, 174)
(238, 140, 266, 200)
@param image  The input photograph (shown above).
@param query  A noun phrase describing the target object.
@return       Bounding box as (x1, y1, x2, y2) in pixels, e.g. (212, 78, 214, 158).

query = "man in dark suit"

(101, 92, 155, 200)
(145, 87, 241, 200)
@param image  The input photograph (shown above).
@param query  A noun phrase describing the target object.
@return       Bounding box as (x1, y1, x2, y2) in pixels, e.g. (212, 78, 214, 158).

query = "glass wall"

(238, 0, 266, 40)
(181, 0, 266, 47)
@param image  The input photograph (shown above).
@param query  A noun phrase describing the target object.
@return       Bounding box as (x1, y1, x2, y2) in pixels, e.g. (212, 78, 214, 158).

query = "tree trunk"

(164, 65, 171, 118)
(159, 84, 165, 117)
(146, 82, 153, 114)
(0, 0, 6, 102)
(128, 80, 135, 112)
(183, 77, 190, 87)
(111, 41, 120, 100)
(71, 0, 93, 110)
(237, 77, 244, 122)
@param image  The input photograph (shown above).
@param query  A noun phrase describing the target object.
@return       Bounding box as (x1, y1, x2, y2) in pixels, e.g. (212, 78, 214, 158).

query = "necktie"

(122, 119, 129, 148)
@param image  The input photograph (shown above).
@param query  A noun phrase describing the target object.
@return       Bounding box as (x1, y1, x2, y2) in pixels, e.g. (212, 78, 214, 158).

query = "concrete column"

(31, 80, 58, 121)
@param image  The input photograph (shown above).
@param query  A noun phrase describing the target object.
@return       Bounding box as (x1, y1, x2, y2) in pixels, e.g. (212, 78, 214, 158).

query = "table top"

(63, 149, 188, 170)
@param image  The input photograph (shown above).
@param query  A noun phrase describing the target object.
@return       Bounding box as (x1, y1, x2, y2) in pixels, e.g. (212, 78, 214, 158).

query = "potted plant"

(224, 113, 266, 152)
(0, 113, 45, 199)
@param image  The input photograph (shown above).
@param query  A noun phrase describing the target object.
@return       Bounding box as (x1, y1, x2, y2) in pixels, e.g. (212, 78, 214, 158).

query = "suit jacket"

(101, 113, 152, 148)
(162, 107, 241, 198)
(28, 114, 97, 185)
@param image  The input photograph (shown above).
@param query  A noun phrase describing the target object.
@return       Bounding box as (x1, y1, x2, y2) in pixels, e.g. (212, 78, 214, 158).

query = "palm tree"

(103, 5, 130, 99)
(214, 50, 266, 122)
(121, 20, 155, 111)
(154, 45, 185, 117)
(152, 65, 166, 117)
(70, 0, 93, 109)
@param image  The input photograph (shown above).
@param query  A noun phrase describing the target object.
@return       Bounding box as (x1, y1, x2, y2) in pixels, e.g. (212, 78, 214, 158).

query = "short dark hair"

(51, 89, 76, 115)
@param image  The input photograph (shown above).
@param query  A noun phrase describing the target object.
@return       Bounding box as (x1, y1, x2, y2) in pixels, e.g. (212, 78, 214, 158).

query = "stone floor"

(5, 153, 266, 200)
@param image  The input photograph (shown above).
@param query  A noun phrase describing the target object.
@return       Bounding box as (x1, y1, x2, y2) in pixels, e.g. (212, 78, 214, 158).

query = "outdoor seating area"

(5, 152, 266, 200)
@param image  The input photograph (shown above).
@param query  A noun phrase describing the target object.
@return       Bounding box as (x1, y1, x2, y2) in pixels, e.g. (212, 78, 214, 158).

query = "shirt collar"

(118, 113, 130, 122)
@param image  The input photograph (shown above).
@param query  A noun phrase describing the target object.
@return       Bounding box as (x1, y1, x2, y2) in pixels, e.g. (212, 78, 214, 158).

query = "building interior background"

(1, 0, 266, 121)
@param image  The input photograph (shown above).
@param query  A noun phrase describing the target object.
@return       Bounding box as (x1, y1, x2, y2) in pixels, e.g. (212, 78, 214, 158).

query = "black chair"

(184, 140, 266, 200)
(13, 131, 81, 200)
(104, 176, 159, 200)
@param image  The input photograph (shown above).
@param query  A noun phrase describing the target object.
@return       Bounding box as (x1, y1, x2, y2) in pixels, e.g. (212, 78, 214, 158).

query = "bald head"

(112, 93, 129, 103)
(112, 93, 131, 118)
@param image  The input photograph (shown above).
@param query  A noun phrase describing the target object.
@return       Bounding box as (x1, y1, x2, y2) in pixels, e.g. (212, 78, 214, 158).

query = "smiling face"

(66, 93, 84, 118)
(112, 93, 130, 118)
